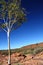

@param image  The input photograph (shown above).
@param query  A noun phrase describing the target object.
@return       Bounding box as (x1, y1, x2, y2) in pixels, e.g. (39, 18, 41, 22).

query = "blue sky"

(0, 0, 43, 50)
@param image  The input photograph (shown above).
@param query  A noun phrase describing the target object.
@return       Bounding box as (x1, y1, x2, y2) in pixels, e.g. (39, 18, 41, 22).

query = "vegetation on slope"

(0, 43, 43, 55)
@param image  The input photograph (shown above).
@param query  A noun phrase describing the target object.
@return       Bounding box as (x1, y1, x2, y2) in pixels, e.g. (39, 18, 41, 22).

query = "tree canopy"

(0, 0, 26, 32)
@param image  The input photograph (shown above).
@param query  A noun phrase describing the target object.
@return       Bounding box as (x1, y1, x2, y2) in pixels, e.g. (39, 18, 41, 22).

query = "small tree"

(0, 0, 26, 65)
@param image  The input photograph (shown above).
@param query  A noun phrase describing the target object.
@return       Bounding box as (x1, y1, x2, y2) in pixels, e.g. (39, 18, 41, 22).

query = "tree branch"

(1, 27, 7, 32)
(9, 12, 11, 29)
(10, 18, 17, 30)
(3, 18, 8, 30)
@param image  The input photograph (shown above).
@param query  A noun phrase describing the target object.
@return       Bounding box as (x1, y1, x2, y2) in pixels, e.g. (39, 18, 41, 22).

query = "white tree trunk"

(7, 29, 11, 65)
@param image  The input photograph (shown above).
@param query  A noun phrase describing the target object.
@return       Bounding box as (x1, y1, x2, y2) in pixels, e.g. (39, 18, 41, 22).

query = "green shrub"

(33, 47, 43, 54)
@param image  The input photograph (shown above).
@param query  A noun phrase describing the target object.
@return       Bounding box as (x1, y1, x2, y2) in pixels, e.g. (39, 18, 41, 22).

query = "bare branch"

(10, 18, 17, 29)
(3, 18, 8, 30)
(3, 18, 5, 23)
(11, 23, 21, 32)
(8, 12, 10, 27)
(1, 27, 7, 32)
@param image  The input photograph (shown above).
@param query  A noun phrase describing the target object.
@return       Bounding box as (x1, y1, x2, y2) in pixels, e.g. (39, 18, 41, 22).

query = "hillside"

(0, 42, 43, 65)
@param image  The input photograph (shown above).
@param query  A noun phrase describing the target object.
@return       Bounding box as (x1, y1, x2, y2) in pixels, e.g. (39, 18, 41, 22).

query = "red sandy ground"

(0, 51, 43, 65)
(0, 42, 43, 65)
